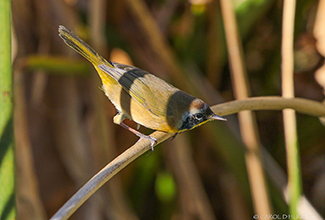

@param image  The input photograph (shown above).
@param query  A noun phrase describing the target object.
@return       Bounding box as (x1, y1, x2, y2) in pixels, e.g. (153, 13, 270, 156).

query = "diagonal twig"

(50, 97, 325, 220)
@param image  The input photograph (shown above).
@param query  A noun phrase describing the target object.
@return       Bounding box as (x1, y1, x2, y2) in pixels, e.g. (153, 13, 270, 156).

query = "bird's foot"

(138, 135, 157, 151)
(119, 122, 157, 150)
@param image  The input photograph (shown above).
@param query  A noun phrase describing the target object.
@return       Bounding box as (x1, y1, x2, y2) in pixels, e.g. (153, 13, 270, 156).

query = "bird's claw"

(135, 135, 157, 151)
(146, 136, 157, 151)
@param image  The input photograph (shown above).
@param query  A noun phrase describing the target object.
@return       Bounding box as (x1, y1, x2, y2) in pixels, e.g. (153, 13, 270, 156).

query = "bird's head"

(178, 99, 226, 132)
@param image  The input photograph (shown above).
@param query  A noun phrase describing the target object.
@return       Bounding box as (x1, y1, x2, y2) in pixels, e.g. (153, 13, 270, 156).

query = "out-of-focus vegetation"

(10, 0, 325, 219)
(0, 0, 15, 219)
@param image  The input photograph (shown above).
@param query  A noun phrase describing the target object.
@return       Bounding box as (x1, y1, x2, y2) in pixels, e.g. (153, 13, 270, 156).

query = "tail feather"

(59, 25, 116, 85)
(59, 25, 105, 66)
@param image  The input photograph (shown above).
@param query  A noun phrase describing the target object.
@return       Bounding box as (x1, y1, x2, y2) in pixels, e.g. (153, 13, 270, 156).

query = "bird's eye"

(195, 113, 203, 120)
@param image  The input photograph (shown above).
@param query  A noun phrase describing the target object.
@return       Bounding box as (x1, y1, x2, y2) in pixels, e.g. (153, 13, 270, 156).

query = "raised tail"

(59, 25, 117, 86)
(58, 25, 107, 67)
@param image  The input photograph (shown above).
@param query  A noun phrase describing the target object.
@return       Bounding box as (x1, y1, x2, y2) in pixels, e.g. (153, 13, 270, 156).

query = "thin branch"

(281, 0, 301, 216)
(282, 0, 296, 99)
(213, 96, 325, 118)
(220, 0, 272, 216)
(50, 96, 325, 220)
(51, 131, 171, 220)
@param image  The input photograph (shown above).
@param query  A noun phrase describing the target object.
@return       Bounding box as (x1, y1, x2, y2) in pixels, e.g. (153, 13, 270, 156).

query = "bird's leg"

(113, 112, 157, 150)
(119, 122, 157, 150)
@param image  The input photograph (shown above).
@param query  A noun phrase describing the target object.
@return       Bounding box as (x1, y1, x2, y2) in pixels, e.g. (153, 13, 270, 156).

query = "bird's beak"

(210, 113, 227, 121)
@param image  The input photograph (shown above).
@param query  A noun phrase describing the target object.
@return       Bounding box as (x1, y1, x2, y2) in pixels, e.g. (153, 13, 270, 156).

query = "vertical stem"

(0, 0, 15, 219)
(220, 0, 272, 217)
(281, 0, 302, 217)
(282, 0, 296, 99)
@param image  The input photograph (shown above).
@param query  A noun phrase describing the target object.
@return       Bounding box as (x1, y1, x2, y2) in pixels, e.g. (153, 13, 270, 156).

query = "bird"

(58, 25, 226, 149)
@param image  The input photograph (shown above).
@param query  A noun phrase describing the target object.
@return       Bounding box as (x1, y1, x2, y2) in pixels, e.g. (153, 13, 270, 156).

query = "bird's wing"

(99, 63, 176, 117)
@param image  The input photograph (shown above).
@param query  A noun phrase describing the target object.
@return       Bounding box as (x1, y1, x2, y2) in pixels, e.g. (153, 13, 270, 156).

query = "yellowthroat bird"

(58, 25, 226, 149)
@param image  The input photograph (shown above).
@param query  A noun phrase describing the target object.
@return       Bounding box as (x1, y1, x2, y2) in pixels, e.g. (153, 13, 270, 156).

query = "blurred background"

(12, 0, 325, 219)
